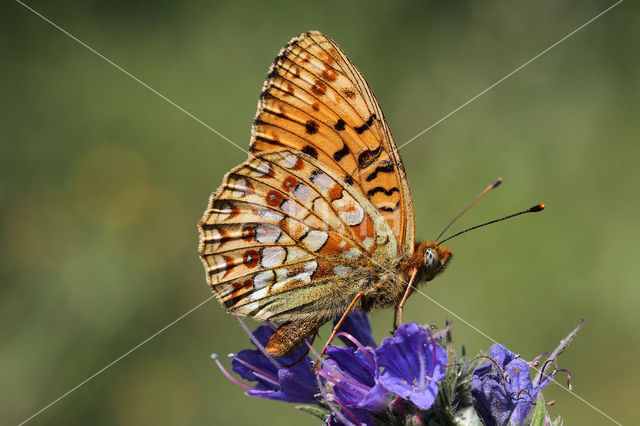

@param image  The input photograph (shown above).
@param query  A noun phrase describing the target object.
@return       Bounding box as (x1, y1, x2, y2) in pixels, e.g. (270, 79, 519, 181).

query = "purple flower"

(471, 344, 551, 425)
(471, 321, 581, 425)
(320, 345, 389, 412)
(375, 322, 447, 410)
(213, 309, 580, 425)
(222, 324, 319, 404)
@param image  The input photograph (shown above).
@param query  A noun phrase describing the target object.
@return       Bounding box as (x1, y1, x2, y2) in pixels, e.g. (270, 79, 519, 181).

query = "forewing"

(198, 150, 397, 322)
(250, 31, 415, 254)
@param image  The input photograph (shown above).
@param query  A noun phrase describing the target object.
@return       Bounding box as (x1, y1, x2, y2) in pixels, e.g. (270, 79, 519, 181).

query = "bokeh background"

(2, 0, 638, 424)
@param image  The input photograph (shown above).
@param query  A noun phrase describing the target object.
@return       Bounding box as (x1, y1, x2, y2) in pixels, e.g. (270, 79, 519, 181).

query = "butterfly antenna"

(434, 177, 502, 242)
(436, 204, 545, 246)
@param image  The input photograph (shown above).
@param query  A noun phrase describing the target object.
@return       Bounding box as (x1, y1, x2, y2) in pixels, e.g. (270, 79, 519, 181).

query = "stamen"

(304, 339, 325, 368)
(529, 351, 552, 369)
(232, 356, 280, 387)
(307, 339, 343, 375)
(211, 354, 252, 390)
(316, 374, 355, 426)
(542, 358, 559, 375)
(511, 388, 534, 403)
(535, 358, 559, 389)
(233, 311, 281, 369)
(317, 368, 371, 392)
(429, 321, 453, 341)
(334, 331, 375, 366)
(427, 330, 438, 379)
(264, 320, 278, 331)
(331, 383, 367, 400)
(467, 355, 508, 386)
(334, 397, 363, 426)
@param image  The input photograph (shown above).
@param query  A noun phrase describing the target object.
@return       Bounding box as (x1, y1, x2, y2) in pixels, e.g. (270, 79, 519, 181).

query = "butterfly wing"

(250, 31, 415, 255)
(198, 150, 397, 323)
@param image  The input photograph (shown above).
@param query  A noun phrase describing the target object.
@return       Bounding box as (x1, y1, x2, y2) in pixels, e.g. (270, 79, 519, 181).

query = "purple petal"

(323, 345, 390, 412)
(325, 346, 376, 387)
(471, 372, 512, 425)
(231, 348, 279, 390)
(358, 381, 388, 411)
(375, 322, 447, 410)
(251, 324, 276, 347)
(231, 324, 319, 403)
(505, 359, 534, 397)
(277, 364, 319, 403)
(473, 362, 493, 378)
(471, 347, 537, 425)
(505, 359, 535, 424)
(489, 344, 517, 369)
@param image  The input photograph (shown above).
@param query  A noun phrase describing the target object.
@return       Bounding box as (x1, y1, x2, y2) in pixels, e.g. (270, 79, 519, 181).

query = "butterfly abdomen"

(265, 318, 323, 357)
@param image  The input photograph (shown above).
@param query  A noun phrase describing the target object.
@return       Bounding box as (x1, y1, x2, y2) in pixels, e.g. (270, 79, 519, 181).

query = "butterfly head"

(419, 241, 453, 282)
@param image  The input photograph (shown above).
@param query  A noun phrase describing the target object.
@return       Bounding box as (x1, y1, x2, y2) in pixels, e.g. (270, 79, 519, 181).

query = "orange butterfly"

(198, 31, 452, 357)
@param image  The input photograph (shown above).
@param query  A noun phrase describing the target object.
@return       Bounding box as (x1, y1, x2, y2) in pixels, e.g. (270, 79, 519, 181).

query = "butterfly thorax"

(365, 241, 452, 311)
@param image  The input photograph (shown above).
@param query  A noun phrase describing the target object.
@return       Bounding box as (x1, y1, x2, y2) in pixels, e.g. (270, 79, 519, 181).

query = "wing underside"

(198, 150, 397, 322)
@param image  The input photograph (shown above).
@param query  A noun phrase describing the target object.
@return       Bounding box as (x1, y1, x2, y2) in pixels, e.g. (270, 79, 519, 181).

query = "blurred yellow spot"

(71, 146, 153, 230)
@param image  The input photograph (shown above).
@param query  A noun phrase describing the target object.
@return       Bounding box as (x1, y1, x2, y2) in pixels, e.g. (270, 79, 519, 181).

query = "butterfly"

(198, 31, 452, 357)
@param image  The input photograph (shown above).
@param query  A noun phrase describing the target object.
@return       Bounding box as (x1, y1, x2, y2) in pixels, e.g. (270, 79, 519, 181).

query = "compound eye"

(424, 248, 441, 274)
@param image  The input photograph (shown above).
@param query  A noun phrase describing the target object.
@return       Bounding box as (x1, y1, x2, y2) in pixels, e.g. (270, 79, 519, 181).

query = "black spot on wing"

(378, 201, 401, 212)
(333, 144, 351, 162)
(365, 161, 394, 182)
(354, 114, 377, 134)
(334, 119, 346, 131)
(357, 145, 383, 169)
(302, 145, 319, 159)
(305, 120, 319, 134)
(366, 187, 400, 197)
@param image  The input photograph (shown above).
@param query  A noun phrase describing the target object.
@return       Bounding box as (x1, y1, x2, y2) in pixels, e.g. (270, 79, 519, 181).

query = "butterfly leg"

(312, 291, 365, 371)
(394, 268, 418, 330)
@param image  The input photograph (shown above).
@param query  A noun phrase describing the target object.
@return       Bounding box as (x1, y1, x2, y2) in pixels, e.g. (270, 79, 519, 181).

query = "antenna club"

(491, 177, 503, 188)
(437, 202, 546, 245)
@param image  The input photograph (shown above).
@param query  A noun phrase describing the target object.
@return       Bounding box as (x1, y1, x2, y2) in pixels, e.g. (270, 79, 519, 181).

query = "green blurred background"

(2, 0, 638, 424)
